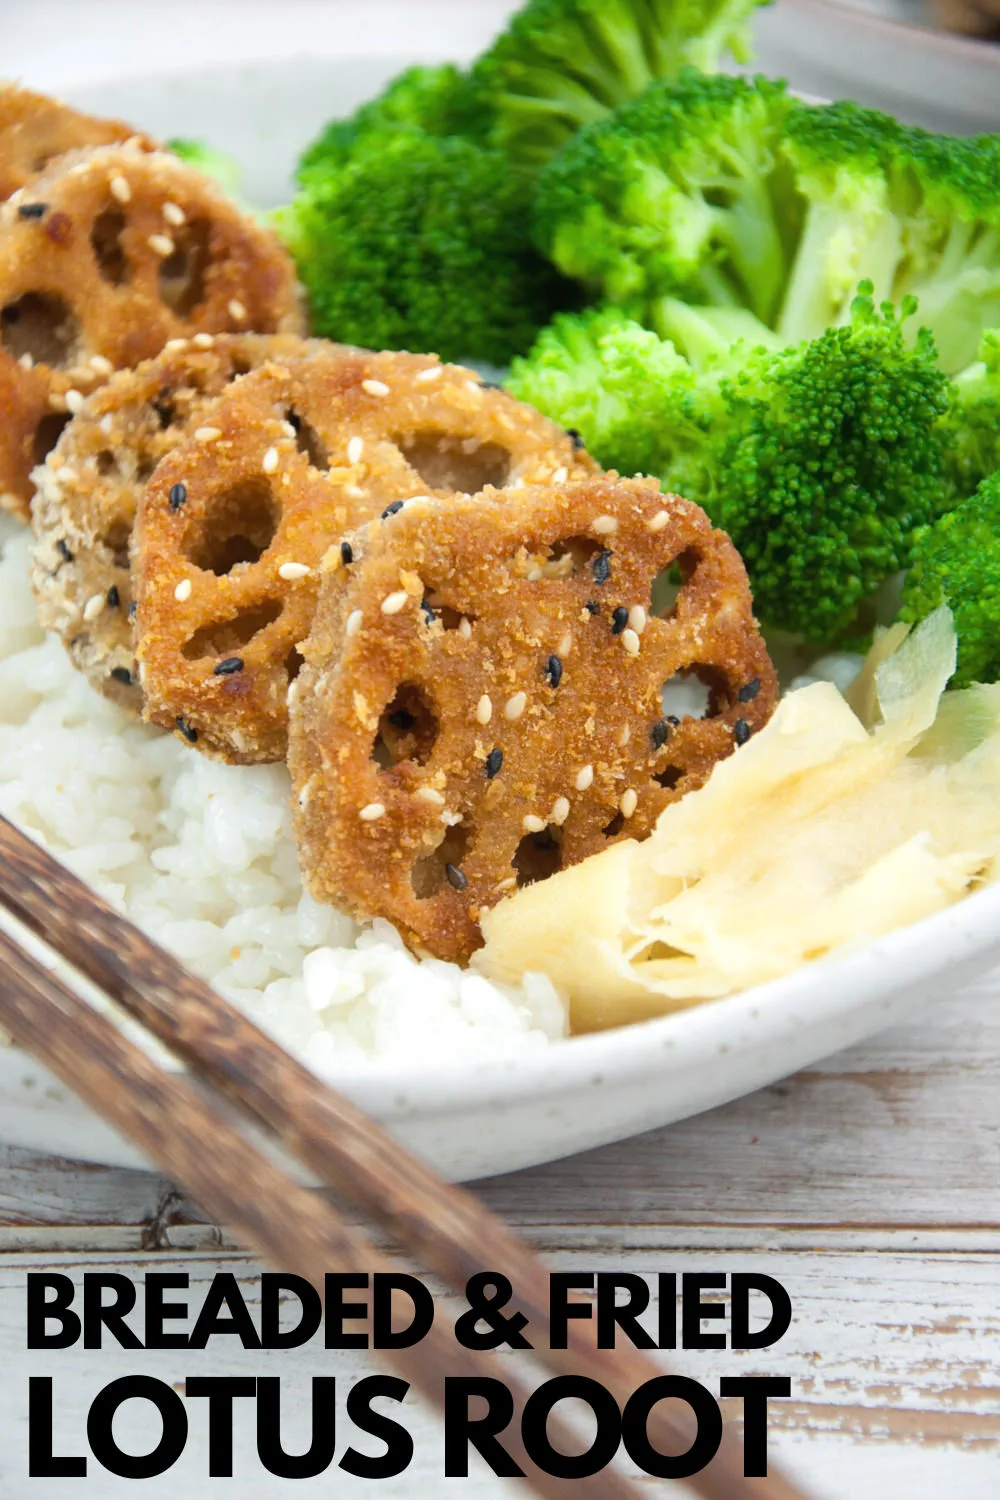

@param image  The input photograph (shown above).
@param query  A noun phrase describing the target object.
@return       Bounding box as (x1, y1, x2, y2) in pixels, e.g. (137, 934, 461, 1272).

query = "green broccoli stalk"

(472, 0, 770, 173)
(508, 288, 954, 641)
(900, 470, 1000, 687)
(278, 130, 572, 364)
(167, 138, 244, 199)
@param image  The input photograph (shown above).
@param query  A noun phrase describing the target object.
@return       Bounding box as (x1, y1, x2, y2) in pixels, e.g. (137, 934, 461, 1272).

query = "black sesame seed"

(738, 677, 761, 704)
(128, 600, 138, 620)
(340, 540, 353, 566)
(421, 600, 437, 625)
(593, 549, 612, 586)
(545, 654, 563, 689)
(382, 500, 405, 519)
(565, 427, 585, 450)
(213, 656, 244, 677)
(611, 606, 629, 635)
(175, 716, 199, 743)
(17, 202, 48, 220)
(480, 380, 504, 391)
(651, 719, 670, 750)
(445, 863, 468, 891)
(110, 666, 132, 685)
(168, 482, 187, 510)
(56, 539, 73, 563)
(388, 709, 415, 730)
(585, 600, 600, 615)
(106, 585, 120, 609)
(666, 714, 681, 727)
(734, 718, 751, 746)
(485, 747, 504, 780)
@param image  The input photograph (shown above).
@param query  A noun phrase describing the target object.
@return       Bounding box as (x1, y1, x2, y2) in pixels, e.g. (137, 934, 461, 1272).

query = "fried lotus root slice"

(288, 476, 778, 964)
(30, 334, 326, 712)
(131, 347, 596, 760)
(0, 84, 154, 202)
(0, 142, 305, 519)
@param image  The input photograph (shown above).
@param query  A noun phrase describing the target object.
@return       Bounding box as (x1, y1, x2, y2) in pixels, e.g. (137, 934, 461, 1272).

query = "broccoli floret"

(943, 330, 1000, 501)
(167, 138, 244, 199)
(533, 71, 795, 327)
(900, 470, 1000, 687)
(509, 288, 954, 640)
(278, 130, 570, 364)
(473, 0, 769, 172)
(297, 65, 484, 180)
(507, 306, 716, 489)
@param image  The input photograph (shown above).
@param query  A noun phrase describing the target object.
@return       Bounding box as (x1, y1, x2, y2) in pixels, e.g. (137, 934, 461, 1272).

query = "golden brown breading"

(30, 334, 328, 712)
(0, 84, 153, 202)
(131, 347, 597, 763)
(288, 476, 778, 964)
(0, 141, 305, 518)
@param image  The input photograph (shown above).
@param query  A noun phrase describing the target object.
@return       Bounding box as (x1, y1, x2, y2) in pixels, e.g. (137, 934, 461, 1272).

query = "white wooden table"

(1, 975, 998, 1498)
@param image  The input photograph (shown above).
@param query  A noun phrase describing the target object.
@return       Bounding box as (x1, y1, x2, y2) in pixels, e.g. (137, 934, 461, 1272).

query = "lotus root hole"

(31, 412, 71, 468)
(538, 534, 603, 579)
(285, 648, 305, 684)
(602, 812, 625, 839)
(372, 684, 438, 769)
(1, 293, 80, 369)
(91, 208, 130, 286)
(181, 599, 283, 661)
(157, 220, 210, 316)
(185, 478, 279, 575)
(653, 765, 685, 792)
(422, 592, 476, 632)
(398, 432, 511, 493)
(99, 516, 131, 568)
(286, 409, 329, 471)
(513, 827, 563, 888)
(411, 823, 472, 901)
(662, 671, 712, 721)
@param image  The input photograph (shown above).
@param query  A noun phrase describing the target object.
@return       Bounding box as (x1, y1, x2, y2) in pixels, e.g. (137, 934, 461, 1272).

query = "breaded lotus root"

(30, 334, 326, 713)
(131, 348, 596, 761)
(0, 84, 153, 202)
(0, 141, 305, 519)
(288, 476, 778, 964)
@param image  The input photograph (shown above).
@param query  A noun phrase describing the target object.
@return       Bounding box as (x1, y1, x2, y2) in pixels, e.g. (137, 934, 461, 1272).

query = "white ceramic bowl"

(3, 37, 1000, 1182)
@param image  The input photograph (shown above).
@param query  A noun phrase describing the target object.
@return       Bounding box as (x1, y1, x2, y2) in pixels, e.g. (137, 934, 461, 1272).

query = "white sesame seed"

(164, 337, 189, 353)
(18, 352, 33, 370)
(575, 764, 594, 792)
(620, 788, 638, 820)
(262, 446, 279, 474)
(228, 298, 247, 322)
(287, 680, 299, 707)
(110, 175, 131, 204)
(162, 201, 185, 227)
(622, 628, 641, 656)
(458, 617, 473, 640)
(99, 414, 114, 436)
(495, 876, 518, 894)
(416, 365, 443, 383)
(360, 802, 386, 822)
(592, 515, 618, 535)
(281, 420, 297, 439)
(194, 426, 221, 442)
(629, 605, 647, 634)
(416, 786, 446, 806)
(193, 332, 215, 349)
(558, 631, 573, 658)
(618, 724, 631, 747)
(83, 593, 105, 621)
(476, 694, 493, 725)
(89, 354, 113, 376)
(174, 578, 192, 602)
(552, 466, 569, 484)
(523, 814, 547, 834)
(279, 561, 310, 582)
(505, 691, 527, 721)
(551, 796, 570, 827)
(381, 590, 409, 615)
(441, 810, 463, 827)
(648, 509, 670, 533)
(347, 436, 364, 465)
(148, 233, 175, 257)
(64, 389, 84, 415)
(362, 379, 391, 397)
(346, 609, 363, 638)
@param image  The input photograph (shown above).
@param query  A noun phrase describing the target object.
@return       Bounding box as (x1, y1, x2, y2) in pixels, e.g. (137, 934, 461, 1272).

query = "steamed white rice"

(0, 519, 567, 1072)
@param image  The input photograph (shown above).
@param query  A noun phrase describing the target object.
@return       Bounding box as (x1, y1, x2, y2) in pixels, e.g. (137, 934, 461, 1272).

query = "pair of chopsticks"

(0, 815, 812, 1500)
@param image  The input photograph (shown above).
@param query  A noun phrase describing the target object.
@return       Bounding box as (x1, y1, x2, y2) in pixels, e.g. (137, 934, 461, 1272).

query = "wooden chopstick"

(0, 815, 814, 1500)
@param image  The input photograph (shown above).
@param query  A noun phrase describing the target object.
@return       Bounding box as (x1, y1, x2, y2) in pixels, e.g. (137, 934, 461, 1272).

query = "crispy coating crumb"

(0, 84, 154, 203)
(29, 334, 328, 712)
(288, 476, 778, 964)
(132, 347, 596, 763)
(0, 142, 305, 518)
